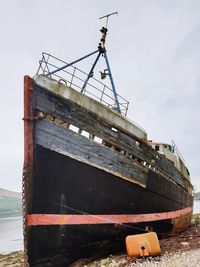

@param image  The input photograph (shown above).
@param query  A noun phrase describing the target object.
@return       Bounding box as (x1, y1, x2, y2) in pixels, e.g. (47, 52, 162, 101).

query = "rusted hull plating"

(23, 76, 193, 266)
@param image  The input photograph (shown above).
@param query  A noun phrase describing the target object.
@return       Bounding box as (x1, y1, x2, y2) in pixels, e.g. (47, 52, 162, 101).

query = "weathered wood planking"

(33, 83, 185, 188)
(35, 119, 147, 186)
(35, 119, 191, 205)
(146, 171, 189, 207)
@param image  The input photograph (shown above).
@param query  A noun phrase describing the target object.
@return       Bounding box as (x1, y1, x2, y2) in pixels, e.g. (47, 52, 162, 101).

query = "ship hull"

(23, 75, 193, 266)
(27, 145, 192, 266)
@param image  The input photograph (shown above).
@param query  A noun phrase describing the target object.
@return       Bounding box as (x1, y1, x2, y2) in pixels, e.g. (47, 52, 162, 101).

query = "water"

(0, 216, 23, 253)
(0, 201, 199, 254)
(193, 200, 200, 214)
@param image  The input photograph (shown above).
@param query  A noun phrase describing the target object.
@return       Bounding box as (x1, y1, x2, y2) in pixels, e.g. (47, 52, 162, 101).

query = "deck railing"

(36, 52, 129, 116)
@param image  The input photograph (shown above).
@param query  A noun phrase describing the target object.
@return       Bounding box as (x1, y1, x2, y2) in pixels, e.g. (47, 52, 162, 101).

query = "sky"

(0, 0, 199, 192)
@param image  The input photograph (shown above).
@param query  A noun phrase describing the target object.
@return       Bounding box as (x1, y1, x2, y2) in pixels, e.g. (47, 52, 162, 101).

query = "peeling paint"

(33, 75, 147, 141)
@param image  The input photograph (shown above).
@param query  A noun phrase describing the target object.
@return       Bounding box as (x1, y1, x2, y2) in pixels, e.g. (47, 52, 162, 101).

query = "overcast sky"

(0, 0, 199, 192)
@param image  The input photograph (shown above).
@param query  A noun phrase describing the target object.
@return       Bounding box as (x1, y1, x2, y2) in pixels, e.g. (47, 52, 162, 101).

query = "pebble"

(86, 249, 200, 267)
(129, 249, 200, 267)
(181, 242, 189, 246)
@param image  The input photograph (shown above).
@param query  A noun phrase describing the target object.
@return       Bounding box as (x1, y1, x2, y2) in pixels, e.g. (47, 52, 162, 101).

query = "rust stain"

(23, 75, 34, 231)
(172, 210, 193, 234)
(24, 75, 33, 167)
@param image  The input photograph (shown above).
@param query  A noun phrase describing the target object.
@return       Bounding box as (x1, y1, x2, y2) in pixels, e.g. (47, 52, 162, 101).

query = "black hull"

(28, 224, 172, 266)
(27, 145, 191, 266)
(31, 145, 190, 215)
(23, 76, 193, 266)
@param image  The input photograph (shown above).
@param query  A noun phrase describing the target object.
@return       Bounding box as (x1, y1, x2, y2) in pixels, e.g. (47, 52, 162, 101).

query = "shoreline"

(0, 251, 23, 267)
(0, 216, 23, 255)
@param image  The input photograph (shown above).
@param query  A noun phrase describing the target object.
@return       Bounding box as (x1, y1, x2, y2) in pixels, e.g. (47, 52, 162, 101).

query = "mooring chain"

(22, 166, 29, 267)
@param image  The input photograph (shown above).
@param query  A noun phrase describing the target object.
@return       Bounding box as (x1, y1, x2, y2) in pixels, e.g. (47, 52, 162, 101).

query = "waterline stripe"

(27, 206, 192, 226)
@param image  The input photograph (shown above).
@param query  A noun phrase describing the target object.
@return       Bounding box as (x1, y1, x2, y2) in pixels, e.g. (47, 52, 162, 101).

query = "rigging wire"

(56, 203, 182, 237)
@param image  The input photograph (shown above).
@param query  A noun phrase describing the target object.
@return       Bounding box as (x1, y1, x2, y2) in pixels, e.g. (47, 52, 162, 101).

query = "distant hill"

(194, 191, 200, 201)
(0, 187, 22, 218)
(0, 187, 21, 198)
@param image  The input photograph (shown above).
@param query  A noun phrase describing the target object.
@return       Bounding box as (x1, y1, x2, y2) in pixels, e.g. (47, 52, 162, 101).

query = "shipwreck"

(23, 14, 193, 266)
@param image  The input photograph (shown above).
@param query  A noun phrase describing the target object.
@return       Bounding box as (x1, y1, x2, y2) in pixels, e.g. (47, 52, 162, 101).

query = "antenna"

(47, 12, 121, 114)
(99, 12, 118, 28)
(99, 12, 118, 49)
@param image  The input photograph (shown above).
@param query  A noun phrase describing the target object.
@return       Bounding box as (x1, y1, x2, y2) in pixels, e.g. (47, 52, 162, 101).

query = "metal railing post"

(104, 51, 121, 113)
(70, 67, 76, 87)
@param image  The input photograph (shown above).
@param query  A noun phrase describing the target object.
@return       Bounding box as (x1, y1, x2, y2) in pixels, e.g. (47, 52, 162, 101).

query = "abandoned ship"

(23, 17, 193, 266)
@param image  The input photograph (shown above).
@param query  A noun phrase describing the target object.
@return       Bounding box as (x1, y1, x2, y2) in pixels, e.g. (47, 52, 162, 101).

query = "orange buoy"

(126, 232, 161, 257)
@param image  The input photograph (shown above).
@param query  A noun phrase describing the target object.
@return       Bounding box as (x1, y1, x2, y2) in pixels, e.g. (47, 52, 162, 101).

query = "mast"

(47, 12, 121, 113)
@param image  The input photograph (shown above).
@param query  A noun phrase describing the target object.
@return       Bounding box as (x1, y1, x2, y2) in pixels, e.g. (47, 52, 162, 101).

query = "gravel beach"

(73, 215, 200, 267)
(1, 215, 200, 267)
(86, 249, 200, 267)
(0, 251, 23, 267)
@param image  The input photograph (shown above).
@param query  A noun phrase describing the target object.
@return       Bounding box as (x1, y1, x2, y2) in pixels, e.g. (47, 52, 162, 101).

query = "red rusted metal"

(23, 76, 34, 266)
(24, 75, 33, 167)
